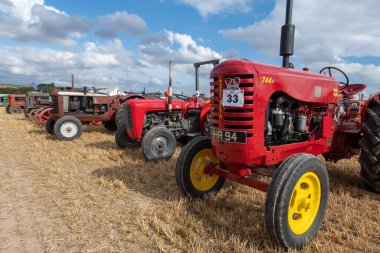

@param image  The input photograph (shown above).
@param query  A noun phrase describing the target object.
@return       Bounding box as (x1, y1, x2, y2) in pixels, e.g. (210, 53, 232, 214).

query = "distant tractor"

(175, 0, 380, 250)
(46, 87, 144, 141)
(6, 94, 26, 114)
(24, 91, 50, 119)
(115, 60, 218, 161)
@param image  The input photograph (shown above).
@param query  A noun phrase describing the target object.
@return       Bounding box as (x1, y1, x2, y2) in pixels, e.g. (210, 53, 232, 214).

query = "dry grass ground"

(0, 109, 379, 253)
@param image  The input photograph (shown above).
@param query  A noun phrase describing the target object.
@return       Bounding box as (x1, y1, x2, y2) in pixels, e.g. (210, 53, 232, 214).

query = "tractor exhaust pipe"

(168, 61, 173, 113)
(280, 0, 295, 68)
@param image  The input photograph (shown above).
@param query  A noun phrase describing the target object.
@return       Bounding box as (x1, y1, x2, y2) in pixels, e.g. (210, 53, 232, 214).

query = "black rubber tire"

(175, 137, 225, 198)
(115, 103, 127, 129)
(8, 105, 22, 114)
(24, 109, 30, 119)
(45, 117, 55, 135)
(5, 105, 10, 114)
(142, 127, 177, 161)
(265, 153, 329, 250)
(359, 99, 380, 192)
(53, 116, 83, 141)
(114, 123, 139, 149)
(104, 120, 117, 131)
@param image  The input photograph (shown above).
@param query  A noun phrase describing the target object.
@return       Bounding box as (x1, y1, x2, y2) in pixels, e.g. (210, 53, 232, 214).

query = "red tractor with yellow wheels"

(175, 0, 377, 250)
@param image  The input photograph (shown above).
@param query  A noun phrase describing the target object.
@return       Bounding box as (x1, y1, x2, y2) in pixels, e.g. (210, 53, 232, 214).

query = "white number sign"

(222, 89, 244, 107)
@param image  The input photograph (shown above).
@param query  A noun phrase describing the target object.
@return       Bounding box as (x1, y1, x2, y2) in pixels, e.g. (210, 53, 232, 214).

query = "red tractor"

(175, 0, 379, 250)
(115, 60, 219, 161)
(46, 87, 144, 141)
(5, 94, 26, 114)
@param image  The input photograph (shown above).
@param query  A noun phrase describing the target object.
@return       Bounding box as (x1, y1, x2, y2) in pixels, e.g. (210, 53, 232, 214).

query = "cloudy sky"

(1, 0, 380, 95)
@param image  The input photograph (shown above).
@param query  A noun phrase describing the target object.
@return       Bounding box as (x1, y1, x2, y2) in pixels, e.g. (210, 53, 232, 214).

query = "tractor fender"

(361, 91, 380, 122)
(200, 102, 211, 134)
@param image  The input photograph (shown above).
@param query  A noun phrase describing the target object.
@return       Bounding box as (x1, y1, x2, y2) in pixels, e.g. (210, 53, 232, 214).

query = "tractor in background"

(5, 94, 26, 114)
(115, 60, 219, 161)
(24, 91, 50, 119)
(46, 87, 144, 141)
(175, 0, 379, 250)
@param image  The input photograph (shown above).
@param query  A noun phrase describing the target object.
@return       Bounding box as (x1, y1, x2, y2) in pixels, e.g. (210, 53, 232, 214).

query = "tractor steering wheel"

(319, 66, 349, 90)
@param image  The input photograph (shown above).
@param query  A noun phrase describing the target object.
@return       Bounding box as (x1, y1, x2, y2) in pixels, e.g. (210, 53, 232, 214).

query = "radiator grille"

(210, 74, 255, 138)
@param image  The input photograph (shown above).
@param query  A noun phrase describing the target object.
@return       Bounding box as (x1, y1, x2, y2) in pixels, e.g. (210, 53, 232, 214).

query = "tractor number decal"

(260, 76, 275, 84)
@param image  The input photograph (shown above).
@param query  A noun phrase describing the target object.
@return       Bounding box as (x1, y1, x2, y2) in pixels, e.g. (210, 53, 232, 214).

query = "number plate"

(211, 128, 247, 143)
(222, 89, 244, 107)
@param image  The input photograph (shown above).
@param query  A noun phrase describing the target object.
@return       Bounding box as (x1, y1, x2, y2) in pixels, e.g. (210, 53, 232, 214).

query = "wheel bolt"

(292, 213, 299, 220)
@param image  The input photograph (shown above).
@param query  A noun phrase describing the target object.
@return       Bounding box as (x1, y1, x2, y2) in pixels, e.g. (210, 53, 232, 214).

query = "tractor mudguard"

(361, 91, 380, 122)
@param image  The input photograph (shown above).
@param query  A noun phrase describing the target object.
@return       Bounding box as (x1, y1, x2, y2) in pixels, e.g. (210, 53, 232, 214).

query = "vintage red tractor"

(175, 0, 379, 250)
(115, 60, 218, 161)
(24, 91, 50, 119)
(45, 87, 144, 141)
(5, 94, 26, 114)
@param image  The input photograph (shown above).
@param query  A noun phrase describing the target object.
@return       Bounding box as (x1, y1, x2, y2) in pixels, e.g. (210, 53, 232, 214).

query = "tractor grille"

(210, 74, 255, 138)
(51, 95, 59, 113)
(125, 105, 133, 130)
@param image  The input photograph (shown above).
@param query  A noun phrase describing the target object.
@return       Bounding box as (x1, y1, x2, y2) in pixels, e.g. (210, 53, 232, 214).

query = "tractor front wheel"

(265, 153, 329, 250)
(142, 127, 176, 161)
(8, 105, 22, 114)
(359, 99, 380, 192)
(115, 124, 139, 149)
(175, 137, 225, 198)
(115, 103, 127, 129)
(5, 105, 10, 114)
(53, 116, 83, 141)
(45, 117, 55, 135)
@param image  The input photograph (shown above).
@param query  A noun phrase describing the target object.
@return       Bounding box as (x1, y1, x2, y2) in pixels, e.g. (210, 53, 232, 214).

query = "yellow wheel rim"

(190, 148, 220, 192)
(288, 172, 321, 235)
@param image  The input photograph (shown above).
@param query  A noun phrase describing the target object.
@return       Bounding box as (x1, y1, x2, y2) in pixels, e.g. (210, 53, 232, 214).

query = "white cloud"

(178, 0, 253, 17)
(219, 0, 380, 92)
(140, 30, 222, 65)
(95, 11, 147, 38)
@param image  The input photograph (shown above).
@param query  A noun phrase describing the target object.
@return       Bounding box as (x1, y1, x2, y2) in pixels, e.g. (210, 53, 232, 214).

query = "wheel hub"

(61, 122, 78, 138)
(190, 148, 220, 192)
(288, 172, 321, 235)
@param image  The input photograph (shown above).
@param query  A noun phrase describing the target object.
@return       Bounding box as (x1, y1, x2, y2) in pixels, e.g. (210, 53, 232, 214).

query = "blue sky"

(1, 0, 380, 95)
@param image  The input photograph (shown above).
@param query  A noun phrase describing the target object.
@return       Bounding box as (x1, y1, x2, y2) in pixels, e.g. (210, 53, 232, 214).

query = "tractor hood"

(127, 98, 185, 110)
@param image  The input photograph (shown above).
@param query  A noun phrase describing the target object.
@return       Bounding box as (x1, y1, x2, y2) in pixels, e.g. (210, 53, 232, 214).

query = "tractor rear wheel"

(175, 137, 225, 198)
(115, 124, 139, 149)
(45, 117, 55, 135)
(359, 99, 380, 192)
(115, 103, 127, 129)
(142, 127, 176, 161)
(53, 116, 83, 141)
(9, 105, 22, 114)
(265, 153, 329, 250)
(104, 120, 117, 131)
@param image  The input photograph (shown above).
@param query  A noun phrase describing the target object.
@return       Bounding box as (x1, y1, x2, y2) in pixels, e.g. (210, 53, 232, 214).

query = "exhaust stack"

(168, 61, 173, 113)
(280, 0, 295, 68)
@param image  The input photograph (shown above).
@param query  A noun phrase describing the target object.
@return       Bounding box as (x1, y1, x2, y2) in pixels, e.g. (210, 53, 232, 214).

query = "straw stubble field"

(0, 109, 379, 253)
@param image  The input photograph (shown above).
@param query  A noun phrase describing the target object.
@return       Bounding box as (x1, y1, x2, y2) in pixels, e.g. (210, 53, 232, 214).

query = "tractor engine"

(142, 109, 201, 138)
(265, 94, 325, 146)
(67, 96, 107, 114)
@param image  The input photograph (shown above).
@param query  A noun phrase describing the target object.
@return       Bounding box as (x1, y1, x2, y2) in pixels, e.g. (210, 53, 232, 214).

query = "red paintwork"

(7, 94, 26, 108)
(125, 97, 210, 140)
(210, 59, 337, 165)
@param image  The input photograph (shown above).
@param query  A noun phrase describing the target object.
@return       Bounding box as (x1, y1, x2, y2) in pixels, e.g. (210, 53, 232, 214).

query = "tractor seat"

(341, 84, 366, 96)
